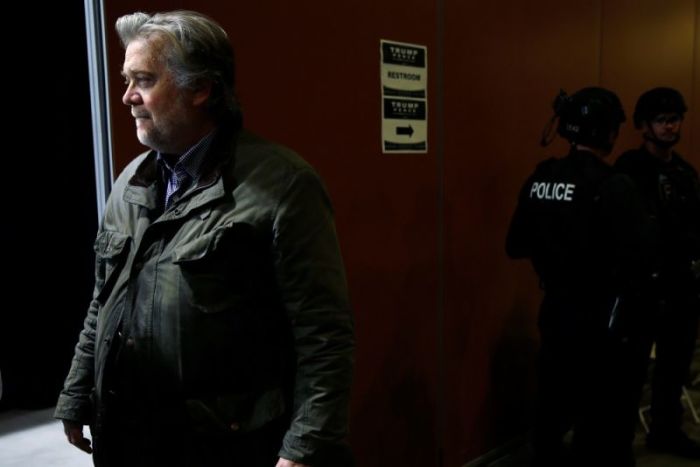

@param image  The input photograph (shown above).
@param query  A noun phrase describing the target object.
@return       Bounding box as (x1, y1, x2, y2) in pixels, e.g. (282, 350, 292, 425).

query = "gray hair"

(116, 10, 238, 119)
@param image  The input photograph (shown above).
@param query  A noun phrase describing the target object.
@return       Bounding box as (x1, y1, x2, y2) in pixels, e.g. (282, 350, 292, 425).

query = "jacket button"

(125, 338, 135, 347)
(230, 422, 240, 431)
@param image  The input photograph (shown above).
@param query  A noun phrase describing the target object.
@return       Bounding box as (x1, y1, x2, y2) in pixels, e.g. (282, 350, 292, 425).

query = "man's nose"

(122, 85, 141, 106)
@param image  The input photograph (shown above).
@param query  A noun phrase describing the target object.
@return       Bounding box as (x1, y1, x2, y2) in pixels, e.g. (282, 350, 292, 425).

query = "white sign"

(380, 40, 428, 153)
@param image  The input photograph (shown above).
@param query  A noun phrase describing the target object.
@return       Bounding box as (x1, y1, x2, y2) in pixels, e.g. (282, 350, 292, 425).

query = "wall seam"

(691, 0, 699, 154)
(597, 0, 604, 84)
(435, 0, 446, 464)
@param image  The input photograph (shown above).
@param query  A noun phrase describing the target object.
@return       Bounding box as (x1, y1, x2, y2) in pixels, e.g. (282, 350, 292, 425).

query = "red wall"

(442, 1, 601, 462)
(104, 1, 699, 465)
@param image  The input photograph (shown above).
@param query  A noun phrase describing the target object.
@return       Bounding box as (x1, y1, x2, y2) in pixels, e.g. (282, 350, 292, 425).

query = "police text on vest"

(530, 182, 575, 201)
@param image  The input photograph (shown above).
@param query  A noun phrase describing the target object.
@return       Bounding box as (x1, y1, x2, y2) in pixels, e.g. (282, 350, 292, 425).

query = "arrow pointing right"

(396, 125, 414, 137)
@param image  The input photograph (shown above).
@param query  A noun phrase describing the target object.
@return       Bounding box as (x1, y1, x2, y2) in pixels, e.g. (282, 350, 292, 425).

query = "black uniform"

(507, 149, 653, 467)
(615, 147, 700, 439)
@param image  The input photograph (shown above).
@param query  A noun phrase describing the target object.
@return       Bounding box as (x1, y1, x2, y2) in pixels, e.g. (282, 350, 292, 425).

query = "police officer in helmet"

(507, 87, 653, 467)
(616, 87, 700, 459)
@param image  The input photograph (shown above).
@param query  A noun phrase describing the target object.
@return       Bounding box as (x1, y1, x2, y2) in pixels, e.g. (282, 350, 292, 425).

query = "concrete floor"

(0, 408, 92, 467)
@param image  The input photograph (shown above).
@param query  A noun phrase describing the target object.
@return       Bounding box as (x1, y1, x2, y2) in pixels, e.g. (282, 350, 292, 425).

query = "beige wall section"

(601, 0, 697, 158)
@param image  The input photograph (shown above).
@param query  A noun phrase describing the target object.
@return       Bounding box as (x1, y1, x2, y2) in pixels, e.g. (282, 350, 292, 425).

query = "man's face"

(121, 36, 198, 154)
(644, 112, 683, 147)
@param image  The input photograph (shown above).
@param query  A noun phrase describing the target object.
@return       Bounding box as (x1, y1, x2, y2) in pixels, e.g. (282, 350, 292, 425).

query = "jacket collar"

(122, 114, 242, 214)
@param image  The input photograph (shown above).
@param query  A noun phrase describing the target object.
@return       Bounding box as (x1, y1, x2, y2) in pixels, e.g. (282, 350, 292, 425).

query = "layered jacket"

(615, 147, 700, 292)
(55, 126, 354, 463)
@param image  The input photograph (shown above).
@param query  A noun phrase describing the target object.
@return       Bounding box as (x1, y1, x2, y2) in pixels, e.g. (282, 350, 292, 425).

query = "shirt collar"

(157, 129, 218, 181)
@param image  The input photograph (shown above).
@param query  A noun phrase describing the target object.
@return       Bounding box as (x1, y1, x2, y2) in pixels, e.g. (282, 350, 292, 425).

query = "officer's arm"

(506, 177, 535, 259)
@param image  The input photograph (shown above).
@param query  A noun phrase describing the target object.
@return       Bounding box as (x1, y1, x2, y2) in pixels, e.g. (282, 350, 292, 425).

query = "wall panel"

(600, 0, 697, 159)
(442, 1, 601, 464)
(692, 0, 700, 167)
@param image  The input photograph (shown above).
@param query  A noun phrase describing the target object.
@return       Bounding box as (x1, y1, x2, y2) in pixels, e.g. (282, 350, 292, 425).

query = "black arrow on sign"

(396, 125, 414, 137)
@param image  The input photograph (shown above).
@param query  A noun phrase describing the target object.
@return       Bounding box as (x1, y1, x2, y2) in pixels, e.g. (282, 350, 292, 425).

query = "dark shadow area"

(480, 341, 700, 467)
(487, 309, 538, 443)
(0, 408, 56, 437)
(0, 2, 96, 411)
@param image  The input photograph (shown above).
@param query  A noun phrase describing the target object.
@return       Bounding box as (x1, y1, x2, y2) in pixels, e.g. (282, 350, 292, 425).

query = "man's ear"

(191, 80, 213, 107)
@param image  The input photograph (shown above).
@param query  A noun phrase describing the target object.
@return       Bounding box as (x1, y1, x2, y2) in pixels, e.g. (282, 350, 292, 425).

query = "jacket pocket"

(173, 223, 266, 313)
(185, 387, 286, 435)
(93, 231, 131, 303)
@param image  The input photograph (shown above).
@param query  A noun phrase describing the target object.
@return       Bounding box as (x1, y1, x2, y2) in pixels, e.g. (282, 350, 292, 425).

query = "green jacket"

(55, 127, 354, 464)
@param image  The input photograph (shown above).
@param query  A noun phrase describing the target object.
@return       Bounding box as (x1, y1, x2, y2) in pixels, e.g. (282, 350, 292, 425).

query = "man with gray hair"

(55, 10, 354, 467)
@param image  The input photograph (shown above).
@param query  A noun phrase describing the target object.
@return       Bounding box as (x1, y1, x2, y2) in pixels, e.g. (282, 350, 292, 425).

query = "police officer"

(507, 87, 653, 467)
(615, 87, 700, 459)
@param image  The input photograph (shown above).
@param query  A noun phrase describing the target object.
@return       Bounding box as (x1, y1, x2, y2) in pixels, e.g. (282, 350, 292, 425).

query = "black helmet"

(633, 87, 687, 129)
(554, 87, 626, 149)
